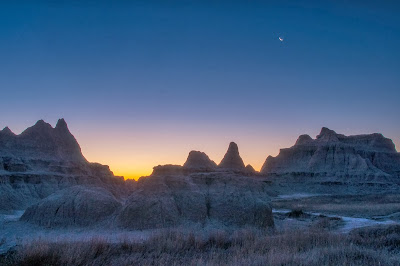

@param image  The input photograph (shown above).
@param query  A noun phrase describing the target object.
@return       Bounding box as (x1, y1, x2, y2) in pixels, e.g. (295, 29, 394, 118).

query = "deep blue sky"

(1, 1, 399, 177)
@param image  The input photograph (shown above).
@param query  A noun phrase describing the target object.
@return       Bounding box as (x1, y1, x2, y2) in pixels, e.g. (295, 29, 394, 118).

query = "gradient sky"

(1, 1, 399, 179)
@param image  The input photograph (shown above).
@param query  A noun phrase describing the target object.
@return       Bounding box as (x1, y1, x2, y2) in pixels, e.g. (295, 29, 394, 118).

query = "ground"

(1, 178, 400, 265)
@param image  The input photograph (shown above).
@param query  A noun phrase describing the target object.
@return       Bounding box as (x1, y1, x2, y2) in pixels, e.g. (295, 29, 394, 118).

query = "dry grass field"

(1, 225, 399, 266)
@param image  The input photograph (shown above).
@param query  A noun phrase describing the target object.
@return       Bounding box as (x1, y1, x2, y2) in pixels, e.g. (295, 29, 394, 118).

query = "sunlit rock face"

(0, 119, 132, 211)
(117, 173, 274, 229)
(21, 186, 121, 227)
(261, 127, 400, 179)
(218, 142, 246, 171)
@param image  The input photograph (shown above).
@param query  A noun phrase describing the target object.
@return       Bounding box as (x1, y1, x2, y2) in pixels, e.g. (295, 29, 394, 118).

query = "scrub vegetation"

(2, 225, 399, 266)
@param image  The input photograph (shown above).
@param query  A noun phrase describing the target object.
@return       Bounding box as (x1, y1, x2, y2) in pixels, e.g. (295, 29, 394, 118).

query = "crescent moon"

(279, 37, 284, 42)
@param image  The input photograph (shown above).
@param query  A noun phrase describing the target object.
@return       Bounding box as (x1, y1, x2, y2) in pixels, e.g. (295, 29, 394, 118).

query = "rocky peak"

(316, 127, 339, 142)
(54, 118, 78, 143)
(227, 142, 239, 154)
(218, 142, 246, 170)
(53, 119, 85, 162)
(35, 119, 51, 128)
(245, 164, 256, 174)
(1, 126, 15, 136)
(55, 118, 69, 132)
(295, 134, 313, 145)
(183, 151, 217, 170)
(1, 119, 86, 162)
(20, 119, 53, 137)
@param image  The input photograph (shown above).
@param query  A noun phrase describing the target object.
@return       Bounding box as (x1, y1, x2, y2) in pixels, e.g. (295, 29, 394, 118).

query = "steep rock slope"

(261, 127, 400, 180)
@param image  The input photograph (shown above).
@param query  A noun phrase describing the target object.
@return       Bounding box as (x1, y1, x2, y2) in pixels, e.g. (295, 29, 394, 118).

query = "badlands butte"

(1, 119, 400, 232)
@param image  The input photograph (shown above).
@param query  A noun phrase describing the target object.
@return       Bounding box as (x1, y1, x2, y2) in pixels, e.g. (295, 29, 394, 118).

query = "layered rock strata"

(261, 127, 400, 180)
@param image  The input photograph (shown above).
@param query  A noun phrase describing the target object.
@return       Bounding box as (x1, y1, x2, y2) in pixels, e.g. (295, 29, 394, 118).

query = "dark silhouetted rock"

(245, 164, 257, 174)
(261, 127, 400, 179)
(183, 151, 217, 172)
(287, 209, 305, 218)
(218, 142, 246, 171)
(151, 164, 184, 176)
(0, 127, 15, 137)
(295, 134, 313, 146)
(2, 118, 86, 162)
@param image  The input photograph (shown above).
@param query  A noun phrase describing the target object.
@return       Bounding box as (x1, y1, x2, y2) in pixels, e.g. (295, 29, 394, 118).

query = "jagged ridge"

(0, 119, 132, 211)
(261, 127, 400, 179)
(0, 118, 86, 162)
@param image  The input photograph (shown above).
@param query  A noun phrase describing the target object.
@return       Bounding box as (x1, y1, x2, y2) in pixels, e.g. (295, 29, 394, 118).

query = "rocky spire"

(55, 118, 69, 132)
(218, 142, 246, 170)
(53, 118, 86, 162)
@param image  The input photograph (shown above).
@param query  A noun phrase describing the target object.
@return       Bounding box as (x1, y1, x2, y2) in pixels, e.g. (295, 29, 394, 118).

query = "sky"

(1, 1, 399, 179)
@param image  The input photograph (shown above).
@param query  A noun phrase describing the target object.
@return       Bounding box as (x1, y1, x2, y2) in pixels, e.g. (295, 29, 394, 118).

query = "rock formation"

(0, 119, 133, 211)
(261, 127, 400, 180)
(152, 145, 248, 175)
(21, 186, 121, 227)
(0, 119, 85, 162)
(1, 127, 14, 137)
(218, 142, 246, 171)
(151, 164, 184, 176)
(183, 151, 217, 172)
(117, 173, 274, 229)
(138, 147, 267, 230)
(245, 164, 257, 174)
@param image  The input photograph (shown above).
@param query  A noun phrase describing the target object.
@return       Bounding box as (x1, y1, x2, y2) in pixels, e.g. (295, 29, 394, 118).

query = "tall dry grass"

(1, 225, 400, 266)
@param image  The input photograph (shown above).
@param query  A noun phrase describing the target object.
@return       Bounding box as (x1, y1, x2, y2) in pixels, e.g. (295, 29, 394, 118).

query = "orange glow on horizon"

(113, 168, 153, 180)
(79, 134, 289, 181)
(4, 119, 399, 182)
(71, 123, 400, 181)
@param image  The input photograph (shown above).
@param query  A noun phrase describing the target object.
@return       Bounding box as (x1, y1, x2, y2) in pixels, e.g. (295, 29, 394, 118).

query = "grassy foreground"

(1, 225, 400, 266)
